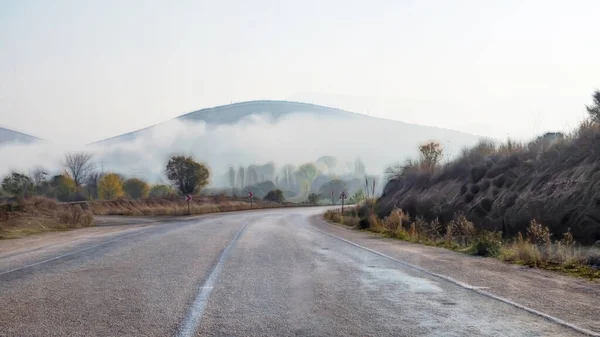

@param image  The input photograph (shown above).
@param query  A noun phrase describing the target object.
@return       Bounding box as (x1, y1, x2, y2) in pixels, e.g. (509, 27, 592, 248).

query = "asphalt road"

(0, 208, 588, 337)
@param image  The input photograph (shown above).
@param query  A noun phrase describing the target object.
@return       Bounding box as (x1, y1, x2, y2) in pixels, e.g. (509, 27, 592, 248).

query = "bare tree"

(419, 141, 443, 172)
(86, 171, 102, 200)
(64, 152, 95, 188)
(30, 167, 48, 193)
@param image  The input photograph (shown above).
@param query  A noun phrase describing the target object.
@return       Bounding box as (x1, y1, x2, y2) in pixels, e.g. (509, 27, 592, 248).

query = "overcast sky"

(1, 0, 599, 144)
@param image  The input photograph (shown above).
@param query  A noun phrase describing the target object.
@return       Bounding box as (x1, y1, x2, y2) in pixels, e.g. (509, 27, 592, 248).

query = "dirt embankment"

(0, 197, 94, 238)
(0, 196, 289, 238)
(82, 196, 283, 216)
(377, 125, 600, 244)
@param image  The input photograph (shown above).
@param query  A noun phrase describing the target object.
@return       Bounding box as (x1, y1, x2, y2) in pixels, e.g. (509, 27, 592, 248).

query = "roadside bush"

(448, 213, 476, 246)
(123, 178, 150, 199)
(263, 189, 285, 203)
(473, 231, 503, 256)
(382, 208, 409, 232)
(149, 184, 176, 198)
(526, 220, 551, 246)
(307, 193, 320, 205)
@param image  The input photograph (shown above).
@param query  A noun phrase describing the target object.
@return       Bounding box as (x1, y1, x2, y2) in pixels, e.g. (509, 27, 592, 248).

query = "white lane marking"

(313, 227, 600, 337)
(0, 230, 146, 277)
(176, 223, 248, 337)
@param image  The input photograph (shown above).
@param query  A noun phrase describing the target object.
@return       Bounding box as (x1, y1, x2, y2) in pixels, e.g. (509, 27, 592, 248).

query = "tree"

(49, 174, 76, 201)
(1, 172, 33, 196)
(586, 90, 600, 122)
(281, 164, 295, 189)
(419, 141, 443, 172)
(307, 193, 320, 205)
(98, 173, 124, 200)
(296, 163, 318, 187)
(263, 189, 285, 203)
(228, 166, 236, 191)
(123, 178, 150, 199)
(166, 156, 210, 195)
(238, 166, 245, 189)
(64, 152, 95, 188)
(319, 179, 347, 201)
(354, 158, 366, 177)
(246, 165, 258, 186)
(255, 162, 276, 182)
(30, 167, 49, 194)
(349, 190, 365, 204)
(86, 172, 101, 200)
(149, 184, 175, 198)
(316, 155, 338, 173)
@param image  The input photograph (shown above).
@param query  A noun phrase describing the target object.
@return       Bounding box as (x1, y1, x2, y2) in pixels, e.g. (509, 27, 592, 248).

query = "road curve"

(0, 207, 587, 336)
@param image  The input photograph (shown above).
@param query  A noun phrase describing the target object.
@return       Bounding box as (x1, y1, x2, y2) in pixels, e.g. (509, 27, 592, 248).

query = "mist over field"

(0, 110, 481, 187)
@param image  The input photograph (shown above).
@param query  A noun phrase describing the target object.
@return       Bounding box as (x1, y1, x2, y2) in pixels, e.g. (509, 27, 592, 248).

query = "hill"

(89, 100, 483, 185)
(95, 100, 480, 144)
(0, 127, 39, 144)
(376, 125, 600, 245)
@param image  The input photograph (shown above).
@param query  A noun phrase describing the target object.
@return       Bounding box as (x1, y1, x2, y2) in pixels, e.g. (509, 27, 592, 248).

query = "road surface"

(0, 207, 590, 336)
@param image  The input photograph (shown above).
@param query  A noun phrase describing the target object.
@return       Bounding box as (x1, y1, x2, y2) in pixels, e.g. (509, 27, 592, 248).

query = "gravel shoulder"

(311, 217, 600, 334)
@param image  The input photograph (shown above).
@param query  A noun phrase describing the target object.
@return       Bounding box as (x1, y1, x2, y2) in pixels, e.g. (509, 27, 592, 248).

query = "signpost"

(186, 194, 192, 214)
(340, 191, 347, 212)
(248, 191, 253, 208)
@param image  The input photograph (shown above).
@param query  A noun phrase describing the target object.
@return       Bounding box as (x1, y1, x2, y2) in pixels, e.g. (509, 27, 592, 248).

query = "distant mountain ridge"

(0, 127, 39, 144)
(94, 100, 478, 144)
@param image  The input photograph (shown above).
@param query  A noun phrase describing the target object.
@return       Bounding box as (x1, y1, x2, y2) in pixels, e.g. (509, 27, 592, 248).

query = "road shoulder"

(311, 216, 600, 334)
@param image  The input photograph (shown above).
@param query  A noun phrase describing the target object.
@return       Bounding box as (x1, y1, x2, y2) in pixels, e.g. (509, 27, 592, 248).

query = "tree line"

(0, 154, 210, 202)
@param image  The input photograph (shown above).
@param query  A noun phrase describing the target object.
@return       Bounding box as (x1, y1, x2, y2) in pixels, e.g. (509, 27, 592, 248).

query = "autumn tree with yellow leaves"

(98, 173, 124, 200)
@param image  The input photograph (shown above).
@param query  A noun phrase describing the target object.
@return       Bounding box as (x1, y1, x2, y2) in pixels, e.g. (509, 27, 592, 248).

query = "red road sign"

(185, 195, 192, 202)
(340, 192, 347, 199)
(248, 191, 253, 198)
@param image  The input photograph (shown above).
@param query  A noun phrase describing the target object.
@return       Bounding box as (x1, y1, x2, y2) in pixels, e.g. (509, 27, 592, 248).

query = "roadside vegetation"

(325, 90, 600, 280)
(325, 206, 600, 280)
(0, 197, 93, 239)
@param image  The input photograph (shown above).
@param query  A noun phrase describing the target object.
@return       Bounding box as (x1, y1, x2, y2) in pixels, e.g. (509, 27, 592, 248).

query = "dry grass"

(325, 209, 600, 280)
(0, 197, 94, 239)
(86, 197, 284, 216)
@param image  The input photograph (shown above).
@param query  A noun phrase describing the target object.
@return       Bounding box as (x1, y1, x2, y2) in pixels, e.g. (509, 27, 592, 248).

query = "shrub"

(1, 172, 33, 197)
(368, 214, 385, 232)
(501, 233, 542, 266)
(383, 208, 409, 232)
(307, 193, 320, 205)
(149, 184, 176, 198)
(123, 178, 150, 199)
(526, 220, 551, 246)
(423, 218, 442, 241)
(263, 189, 285, 203)
(98, 173, 124, 200)
(348, 190, 365, 204)
(449, 213, 475, 246)
(473, 231, 503, 256)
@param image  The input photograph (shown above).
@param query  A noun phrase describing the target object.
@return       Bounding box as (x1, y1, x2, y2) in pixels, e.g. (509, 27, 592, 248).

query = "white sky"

(1, 0, 599, 144)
